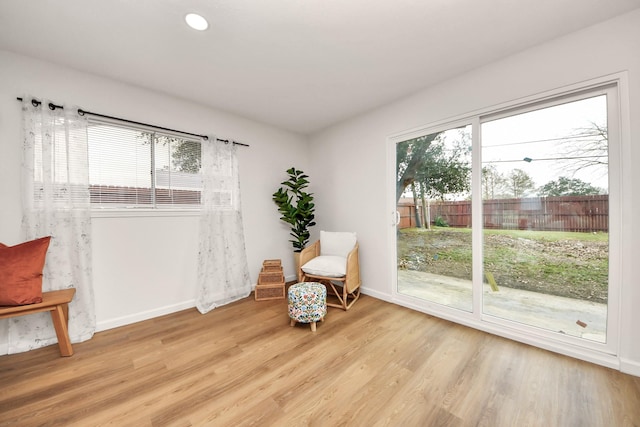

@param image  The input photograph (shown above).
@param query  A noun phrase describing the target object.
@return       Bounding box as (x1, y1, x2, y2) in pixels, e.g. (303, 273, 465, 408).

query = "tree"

(506, 169, 535, 198)
(170, 139, 201, 173)
(482, 165, 506, 199)
(396, 128, 471, 203)
(558, 121, 607, 177)
(396, 133, 439, 202)
(538, 176, 604, 197)
(417, 136, 471, 200)
(138, 132, 202, 173)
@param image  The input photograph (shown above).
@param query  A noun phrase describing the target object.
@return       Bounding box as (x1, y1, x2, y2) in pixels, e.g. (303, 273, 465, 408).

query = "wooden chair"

(299, 231, 361, 310)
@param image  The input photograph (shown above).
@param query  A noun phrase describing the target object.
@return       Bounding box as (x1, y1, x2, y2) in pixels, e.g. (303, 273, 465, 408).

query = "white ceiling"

(1, 1, 639, 135)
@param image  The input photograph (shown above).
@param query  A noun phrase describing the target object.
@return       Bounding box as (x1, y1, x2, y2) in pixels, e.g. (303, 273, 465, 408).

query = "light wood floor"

(1, 293, 639, 427)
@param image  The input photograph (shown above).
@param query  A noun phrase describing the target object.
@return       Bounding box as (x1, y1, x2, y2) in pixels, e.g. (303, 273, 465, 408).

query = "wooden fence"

(398, 195, 609, 232)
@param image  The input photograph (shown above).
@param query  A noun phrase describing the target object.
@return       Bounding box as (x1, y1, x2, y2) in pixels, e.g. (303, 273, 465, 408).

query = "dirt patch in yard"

(398, 228, 609, 303)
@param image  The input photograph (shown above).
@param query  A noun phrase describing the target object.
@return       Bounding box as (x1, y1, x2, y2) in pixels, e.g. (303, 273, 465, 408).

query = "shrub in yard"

(434, 216, 449, 227)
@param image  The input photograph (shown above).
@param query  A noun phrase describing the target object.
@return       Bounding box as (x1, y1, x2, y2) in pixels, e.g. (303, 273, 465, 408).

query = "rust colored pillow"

(0, 236, 51, 306)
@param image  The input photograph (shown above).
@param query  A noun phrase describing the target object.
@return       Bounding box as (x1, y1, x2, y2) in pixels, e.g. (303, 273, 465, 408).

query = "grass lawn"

(397, 227, 608, 302)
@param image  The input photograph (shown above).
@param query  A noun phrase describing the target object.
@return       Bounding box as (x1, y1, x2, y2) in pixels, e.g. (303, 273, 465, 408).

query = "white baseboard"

(285, 274, 298, 283)
(96, 299, 196, 332)
(360, 286, 392, 302)
(620, 357, 640, 377)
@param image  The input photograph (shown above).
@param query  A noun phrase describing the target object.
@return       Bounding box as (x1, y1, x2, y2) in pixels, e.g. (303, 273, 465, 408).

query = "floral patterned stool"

(288, 282, 327, 332)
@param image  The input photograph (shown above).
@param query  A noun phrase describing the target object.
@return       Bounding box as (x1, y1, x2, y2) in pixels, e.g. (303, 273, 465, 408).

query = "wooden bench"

(0, 288, 76, 357)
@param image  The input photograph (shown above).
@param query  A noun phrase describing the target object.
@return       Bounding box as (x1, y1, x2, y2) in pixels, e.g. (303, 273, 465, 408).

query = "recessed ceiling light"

(185, 13, 209, 31)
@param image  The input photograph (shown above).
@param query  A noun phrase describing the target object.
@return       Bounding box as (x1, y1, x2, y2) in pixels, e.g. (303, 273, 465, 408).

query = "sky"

(481, 94, 608, 193)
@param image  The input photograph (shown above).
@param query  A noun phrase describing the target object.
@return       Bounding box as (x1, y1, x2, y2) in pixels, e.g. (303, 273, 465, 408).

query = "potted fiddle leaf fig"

(272, 167, 316, 253)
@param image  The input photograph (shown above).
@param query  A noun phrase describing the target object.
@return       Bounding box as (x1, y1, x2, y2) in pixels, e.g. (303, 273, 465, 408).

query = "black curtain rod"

(16, 97, 249, 147)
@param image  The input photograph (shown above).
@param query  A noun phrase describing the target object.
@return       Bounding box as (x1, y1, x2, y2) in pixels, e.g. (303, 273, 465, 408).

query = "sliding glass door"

(393, 83, 619, 352)
(481, 93, 610, 342)
(396, 124, 473, 312)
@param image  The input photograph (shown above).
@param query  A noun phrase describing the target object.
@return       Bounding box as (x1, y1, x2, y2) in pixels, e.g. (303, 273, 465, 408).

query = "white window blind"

(87, 120, 202, 208)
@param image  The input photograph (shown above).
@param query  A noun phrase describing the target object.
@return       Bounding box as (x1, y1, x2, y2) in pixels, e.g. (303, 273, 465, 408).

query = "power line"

(484, 155, 606, 164)
(483, 132, 604, 148)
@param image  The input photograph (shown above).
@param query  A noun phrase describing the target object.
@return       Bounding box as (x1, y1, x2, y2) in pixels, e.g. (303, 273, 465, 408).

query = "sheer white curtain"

(196, 138, 251, 314)
(5, 98, 96, 354)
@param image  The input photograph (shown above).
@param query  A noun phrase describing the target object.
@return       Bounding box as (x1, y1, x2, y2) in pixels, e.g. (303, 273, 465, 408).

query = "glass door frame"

(388, 76, 627, 367)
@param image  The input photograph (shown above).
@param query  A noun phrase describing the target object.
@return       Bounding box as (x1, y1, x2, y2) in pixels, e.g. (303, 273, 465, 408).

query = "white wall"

(0, 50, 309, 335)
(309, 9, 640, 375)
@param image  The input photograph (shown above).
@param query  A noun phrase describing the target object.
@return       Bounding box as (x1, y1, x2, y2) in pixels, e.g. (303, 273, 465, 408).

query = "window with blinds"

(88, 120, 202, 208)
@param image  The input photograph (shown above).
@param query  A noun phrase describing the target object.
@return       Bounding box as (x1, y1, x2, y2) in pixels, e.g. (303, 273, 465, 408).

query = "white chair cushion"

(320, 231, 356, 258)
(301, 255, 346, 278)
